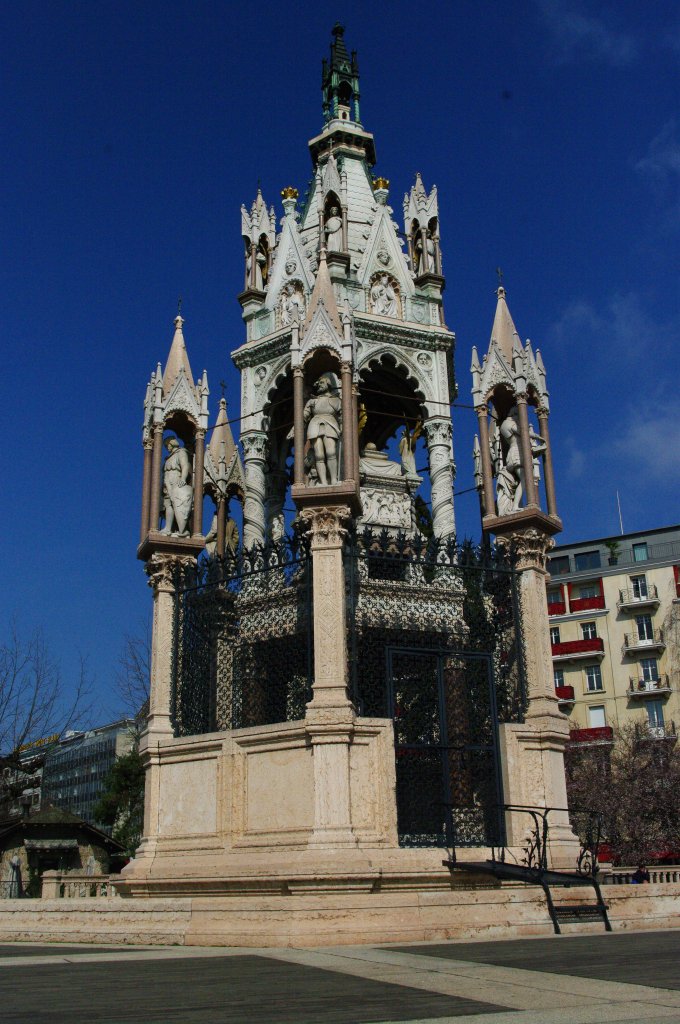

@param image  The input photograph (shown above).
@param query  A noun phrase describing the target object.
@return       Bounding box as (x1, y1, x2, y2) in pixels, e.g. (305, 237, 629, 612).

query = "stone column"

(516, 396, 538, 507)
(497, 528, 578, 868)
(352, 384, 360, 483)
(191, 430, 205, 538)
(341, 362, 353, 481)
(537, 407, 558, 518)
(241, 432, 268, 549)
(341, 204, 349, 253)
(293, 367, 304, 487)
(216, 495, 226, 557)
(138, 552, 195, 856)
(301, 506, 357, 848)
(248, 241, 257, 288)
(475, 407, 495, 517)
(140, 439, 153, 544)
(149, 424, 164, 532)
(424, 418, 456, 538)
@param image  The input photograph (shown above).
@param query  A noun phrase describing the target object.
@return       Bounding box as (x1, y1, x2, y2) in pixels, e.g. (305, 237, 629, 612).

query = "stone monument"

(118, 26, 578, 939)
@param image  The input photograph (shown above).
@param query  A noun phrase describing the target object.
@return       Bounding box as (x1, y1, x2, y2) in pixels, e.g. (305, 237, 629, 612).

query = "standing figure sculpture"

(324, 206, 343, 252)
(495, 406, 523, 515)
(161, 437, 193, 536)
(303, 373, 342, 486)
(399, 416, 423, 476)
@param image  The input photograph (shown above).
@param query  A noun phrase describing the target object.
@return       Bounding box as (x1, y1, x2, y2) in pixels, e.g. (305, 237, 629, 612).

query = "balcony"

(548, 601, 567, 616)
(555, 685, 575, 705)
(569, 595, 606, 613)
(622, 629, 665, 656)
(568, 726, 614, 746)
(617, 585, 660, 612)
(552, 637, 605, 662)
(627, 675, 672, 698)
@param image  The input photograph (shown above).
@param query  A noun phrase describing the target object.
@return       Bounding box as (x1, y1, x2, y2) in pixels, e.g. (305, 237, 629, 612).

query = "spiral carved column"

(241, 432, 268, 549)
(424, 418, 456, 538)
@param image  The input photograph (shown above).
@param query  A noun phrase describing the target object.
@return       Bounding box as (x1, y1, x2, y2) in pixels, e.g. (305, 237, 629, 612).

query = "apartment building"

(546, 525, 680, 745)
(40, 719, 135, 827)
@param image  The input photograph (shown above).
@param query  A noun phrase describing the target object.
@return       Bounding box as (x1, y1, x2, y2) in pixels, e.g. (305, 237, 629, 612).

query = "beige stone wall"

(2, 884, 680, 946)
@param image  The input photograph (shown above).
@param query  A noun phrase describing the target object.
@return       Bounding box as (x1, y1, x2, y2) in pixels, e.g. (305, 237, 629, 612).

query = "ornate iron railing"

(344, 528, 527, 848)
(171, 535, 313, 737)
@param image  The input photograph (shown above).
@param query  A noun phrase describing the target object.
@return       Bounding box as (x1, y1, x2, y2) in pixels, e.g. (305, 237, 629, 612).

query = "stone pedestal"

(495, 525, 579, 869)
(301, 505, 358, 848)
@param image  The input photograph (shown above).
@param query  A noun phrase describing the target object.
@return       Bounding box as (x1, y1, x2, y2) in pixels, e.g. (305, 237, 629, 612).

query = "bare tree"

(0, 622, 92, 814)
(115, 619, 151, 729)
(566, 722, 680, 865)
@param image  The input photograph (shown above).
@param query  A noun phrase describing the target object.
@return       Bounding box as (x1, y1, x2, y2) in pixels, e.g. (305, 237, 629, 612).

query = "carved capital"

(501, 528, 555, 572)
(300, 505, 351, 549)
(145, 552, 195, 592)
(241, 432, 268, 462)
(423, 418, 452, 447)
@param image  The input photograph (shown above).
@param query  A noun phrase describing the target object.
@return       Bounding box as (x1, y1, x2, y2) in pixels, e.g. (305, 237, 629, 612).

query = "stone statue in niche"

(280, 282, 305, 326)
(399, 417, 423, 476)
(303, 373, 342, 486)
(161, 437, 193, 536)
(369, 274, 397, 317)
(492, 406, 534, 516)
(529, 424, 546, 487)
(205, 514, 240, 556)
(324, 207, 343, 252)
(414, 231, 436, 274)
(270, 513, 285, 542)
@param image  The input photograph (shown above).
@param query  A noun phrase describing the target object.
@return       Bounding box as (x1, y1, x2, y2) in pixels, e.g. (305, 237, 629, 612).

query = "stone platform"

(1, 883, 679, 947)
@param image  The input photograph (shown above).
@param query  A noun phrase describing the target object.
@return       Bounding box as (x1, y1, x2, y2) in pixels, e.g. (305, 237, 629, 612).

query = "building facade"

(546, 525, 680, 744)
(40, 720, 135, 827)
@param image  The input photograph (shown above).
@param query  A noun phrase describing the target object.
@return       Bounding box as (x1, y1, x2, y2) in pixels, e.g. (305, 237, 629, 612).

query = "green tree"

(94, 749, 145, 856)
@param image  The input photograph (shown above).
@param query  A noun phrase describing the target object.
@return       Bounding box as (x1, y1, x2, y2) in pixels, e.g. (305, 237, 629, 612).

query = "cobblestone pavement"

(1, 930, 680, 1023)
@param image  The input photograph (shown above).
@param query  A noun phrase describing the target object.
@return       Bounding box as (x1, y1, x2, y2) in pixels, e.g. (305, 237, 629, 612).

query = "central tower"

(234, 23, 456, 547)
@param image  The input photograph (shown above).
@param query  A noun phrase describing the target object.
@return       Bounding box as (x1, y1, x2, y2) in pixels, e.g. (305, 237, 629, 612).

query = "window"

(631, 574, 648, 600)
(549, 555, 570, 575)
(588, 705, 606, 728)
(640, 658, 659, 682)
(547, 588, 563, 607)
(554, 668, 565, 688)
(575, 550, 601, 571)
(633, 542, 648, 563)
(647, 700, 664, 731)
(579, 582, 600, 599)
(585, 665, 603, 692)
(636, 614, 653, 641)
(581, 622, 597, 640)
(550, 626, 561, 645)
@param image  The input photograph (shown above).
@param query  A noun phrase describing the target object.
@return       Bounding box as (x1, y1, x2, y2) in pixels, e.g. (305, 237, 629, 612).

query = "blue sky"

(2, 1, 678, 717)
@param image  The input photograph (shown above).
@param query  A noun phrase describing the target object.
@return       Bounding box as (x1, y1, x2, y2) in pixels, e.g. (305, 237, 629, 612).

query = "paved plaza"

(1, 930, 680, 1023)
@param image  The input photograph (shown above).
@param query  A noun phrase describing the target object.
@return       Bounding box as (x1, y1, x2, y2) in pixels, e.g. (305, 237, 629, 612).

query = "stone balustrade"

(40, 871, 119, 899)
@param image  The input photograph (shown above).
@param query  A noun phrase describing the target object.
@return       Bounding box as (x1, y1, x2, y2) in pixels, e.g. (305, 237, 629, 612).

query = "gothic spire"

(302, 248, 343, 336)
(162, 314, 195, 394)
(209, 396, 237, 468)
(489, 286, 521, 365)
(321, 23, 361, 125)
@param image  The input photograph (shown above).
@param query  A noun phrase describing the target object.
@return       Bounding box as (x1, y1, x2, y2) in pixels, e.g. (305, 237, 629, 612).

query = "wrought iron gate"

(387, 647, 504, 848)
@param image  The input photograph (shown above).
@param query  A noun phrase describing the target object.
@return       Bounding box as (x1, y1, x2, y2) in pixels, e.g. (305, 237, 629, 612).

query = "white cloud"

(548, 291, 666, 359)
(536, 0, 639, 65)
(612, 408, 680, 480)
(635, 119, 680, 230)
(563, 436, 585, 479)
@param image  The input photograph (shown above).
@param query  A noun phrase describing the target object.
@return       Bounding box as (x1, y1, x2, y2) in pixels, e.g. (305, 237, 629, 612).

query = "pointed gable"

(299, 250, 344, 360)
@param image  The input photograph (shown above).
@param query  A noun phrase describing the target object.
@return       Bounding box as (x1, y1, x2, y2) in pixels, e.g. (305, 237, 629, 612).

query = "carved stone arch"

(357, 349, 427, 450)
(368, 270, 402, 318)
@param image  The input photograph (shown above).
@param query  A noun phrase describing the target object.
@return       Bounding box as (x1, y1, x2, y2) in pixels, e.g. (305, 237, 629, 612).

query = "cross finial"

(177, 295, 183, 316)
(219, 380, 227, 400)
(496, 267, 503, 288)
